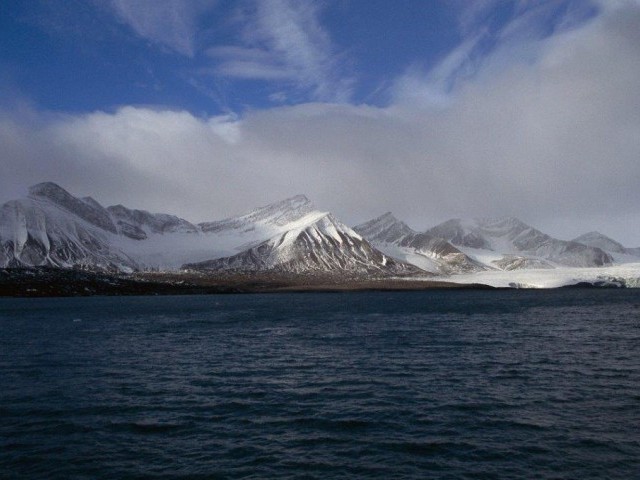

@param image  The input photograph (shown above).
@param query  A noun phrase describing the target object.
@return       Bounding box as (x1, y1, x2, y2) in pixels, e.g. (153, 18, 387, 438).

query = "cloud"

(207, 0, 353, 101)
(107, 0, 217, 56)
(402, 1, 600, 106)
(106, 0, 352, 101)
(1, 1, 640, 243)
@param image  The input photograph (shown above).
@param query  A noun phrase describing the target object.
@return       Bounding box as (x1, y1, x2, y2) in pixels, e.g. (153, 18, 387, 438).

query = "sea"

(1, 289, 639, 479)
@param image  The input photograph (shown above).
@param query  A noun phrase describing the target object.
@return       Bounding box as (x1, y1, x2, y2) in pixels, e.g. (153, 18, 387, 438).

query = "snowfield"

(435, 263, 640, 288)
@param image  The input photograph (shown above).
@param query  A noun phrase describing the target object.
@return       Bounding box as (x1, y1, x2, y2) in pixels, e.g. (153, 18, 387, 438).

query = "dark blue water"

(1, 290, 639, 479)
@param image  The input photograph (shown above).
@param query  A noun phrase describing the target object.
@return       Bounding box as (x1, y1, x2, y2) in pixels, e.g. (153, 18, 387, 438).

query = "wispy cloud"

(105, 0, 352, 102)
(392, 0, 599, 106)
(207, 0, 353, 102)
(107, 0, 218, 57)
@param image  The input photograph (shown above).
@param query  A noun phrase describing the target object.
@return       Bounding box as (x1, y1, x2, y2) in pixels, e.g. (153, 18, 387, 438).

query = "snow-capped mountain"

(199, 194, 314, 234)
(0, 183, 137, 271)
(426, 217, 613, 269)
(3, 182, 637, 283)
(185, 212, 421, 275)
(0, 183, 422, 276)
(354, 213, 485, 274)
(108, 204, 199, 240)
(572, 231, 640, 260)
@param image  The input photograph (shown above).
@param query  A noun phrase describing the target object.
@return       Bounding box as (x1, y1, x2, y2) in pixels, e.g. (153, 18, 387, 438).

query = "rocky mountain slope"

(185, 212, 421, 275)
(354, 213, 485, 274)
(0, 183, 422, 276)
(426, 217, 613, 269)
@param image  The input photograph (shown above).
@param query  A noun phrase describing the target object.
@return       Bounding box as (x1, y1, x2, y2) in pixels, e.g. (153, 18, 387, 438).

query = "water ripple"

(1, 290, 639, 479)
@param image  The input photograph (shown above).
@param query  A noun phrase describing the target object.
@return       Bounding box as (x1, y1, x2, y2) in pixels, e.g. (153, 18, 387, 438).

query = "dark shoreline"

(0, 267, 494, 297)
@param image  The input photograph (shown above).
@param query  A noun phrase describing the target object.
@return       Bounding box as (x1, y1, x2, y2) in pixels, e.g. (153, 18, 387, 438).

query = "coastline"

(0, 267, 494, 297)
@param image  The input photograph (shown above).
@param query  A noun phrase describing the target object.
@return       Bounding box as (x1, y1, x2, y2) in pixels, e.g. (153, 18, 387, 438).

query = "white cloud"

(391, 32, 487, 106)
(2, 1, 640, 244)
(406, 0, 601, 107)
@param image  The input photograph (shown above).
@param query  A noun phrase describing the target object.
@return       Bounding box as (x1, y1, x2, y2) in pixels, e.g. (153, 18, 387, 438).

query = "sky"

(1, 0, 639, 244)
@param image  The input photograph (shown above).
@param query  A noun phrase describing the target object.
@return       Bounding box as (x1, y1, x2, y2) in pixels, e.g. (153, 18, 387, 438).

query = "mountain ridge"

(354, 213, 485, 274)
(0, 183, 422, 276)
(1, 182, 637, 278)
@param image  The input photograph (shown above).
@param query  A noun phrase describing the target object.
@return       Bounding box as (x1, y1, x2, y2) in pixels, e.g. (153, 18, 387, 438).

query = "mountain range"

(1, 182, 638, 279)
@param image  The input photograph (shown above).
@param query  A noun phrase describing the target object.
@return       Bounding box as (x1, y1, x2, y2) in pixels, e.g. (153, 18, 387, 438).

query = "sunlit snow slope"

(0, 183, 422, 276)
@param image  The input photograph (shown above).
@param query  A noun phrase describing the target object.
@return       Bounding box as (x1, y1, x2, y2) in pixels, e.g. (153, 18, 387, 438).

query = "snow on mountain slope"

(573, 231, 626, 254)
(199, 194, 314, 234)
(427, 217, 613, 269)
(184, 213, 424, 275)
(437, 263, 640, 288)
(108, 204, 199, 240)
(572, 231, 640, 264)
(3, 183, 634, 279)
(0, 194, 137, 271)
(29, 182, 118, 234)
(1, 184, 423, 275)
(110, 196, 329, 270)
(116, 202, 333, 270)
(0, 183, 209, 271)
(354, 213, 487, 274)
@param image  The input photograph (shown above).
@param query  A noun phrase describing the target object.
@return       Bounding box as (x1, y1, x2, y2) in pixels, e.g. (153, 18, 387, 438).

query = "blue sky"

(1, 0, 640, 243)
(1, 0, 595, 113)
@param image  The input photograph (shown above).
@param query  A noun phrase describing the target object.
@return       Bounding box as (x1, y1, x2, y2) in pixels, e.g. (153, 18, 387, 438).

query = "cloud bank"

(2, 1, 640, 244)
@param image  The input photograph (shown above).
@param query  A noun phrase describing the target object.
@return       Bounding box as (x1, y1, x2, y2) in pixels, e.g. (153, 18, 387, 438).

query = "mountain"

(426, 217, 613, 269)
(627, 247, 640, 257)
(0, 183, 137, 271)
(353, 213, 485, 274)
(572, 231, 627, 254)
(199, 194, 314, 234)
(572, 231, 640, 260)
(3, 182, 634, 281)
(108, 204, 199, 240)
(0, 183, 423, 277)
(185, 212, 422, 275)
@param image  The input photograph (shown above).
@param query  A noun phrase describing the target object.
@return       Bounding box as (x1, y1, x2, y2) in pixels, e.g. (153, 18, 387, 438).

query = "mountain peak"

(476, 216, 526, 228)
(378, 211, 399, 222)
(267, 194, 311, 209)
(363, 212, 403, 226)
(242, 194, 315, 226)
(27, 181, 117, 234)
(28, 182, 72, 201)
(354, 212, 414, 243)
(199, 194, 316, 233)
(573, 231, 626, 254)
